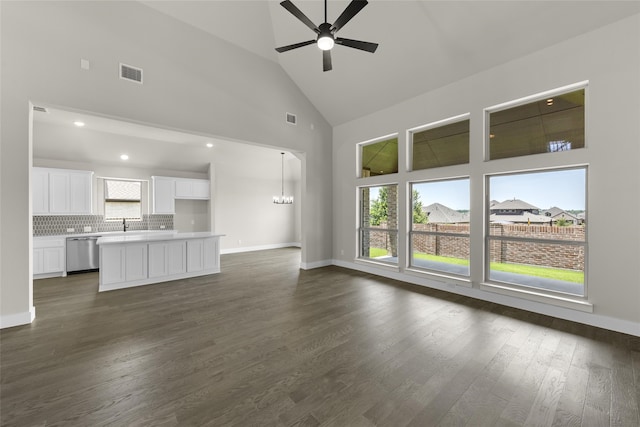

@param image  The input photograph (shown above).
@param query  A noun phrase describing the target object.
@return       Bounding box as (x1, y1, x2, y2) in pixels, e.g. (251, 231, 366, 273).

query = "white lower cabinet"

(187, 239, 204, 272)
(98, 234, 221, 292)
(100, 246, 126, 285)
(149, 241, 186, 278)
(33, 237, 65, 278)
(203, 237, 219, 270)
(101, 244, 148, 285)
(125, 244, 148, 282)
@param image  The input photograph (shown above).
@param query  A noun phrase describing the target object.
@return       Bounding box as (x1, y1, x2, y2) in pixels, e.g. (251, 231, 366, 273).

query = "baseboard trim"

(300, 259, 333, 270)
(332, 259, 640, 337)
(221, 242, 300, 255)
(0, 306, 36, 329)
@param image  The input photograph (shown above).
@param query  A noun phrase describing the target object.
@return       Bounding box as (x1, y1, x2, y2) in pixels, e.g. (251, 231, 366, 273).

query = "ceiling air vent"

(32, 105, 48, 113)
(120, 63, 143, 84)
(286, 112, 297, 125)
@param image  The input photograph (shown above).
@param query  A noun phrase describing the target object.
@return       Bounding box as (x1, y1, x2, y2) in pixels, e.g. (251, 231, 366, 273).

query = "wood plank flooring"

(1, 248, 639, 426)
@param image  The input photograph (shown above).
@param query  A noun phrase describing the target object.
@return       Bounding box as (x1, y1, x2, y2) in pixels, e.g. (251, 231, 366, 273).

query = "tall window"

(360, 137, 398, 177)
(487, 88, 585, 160)
(359, 185, 398, 265)
(410, 179, 470, 276)
(104, 179, 142, 220)
(411, 117, 470, 170)
(486, 168, 587, 296)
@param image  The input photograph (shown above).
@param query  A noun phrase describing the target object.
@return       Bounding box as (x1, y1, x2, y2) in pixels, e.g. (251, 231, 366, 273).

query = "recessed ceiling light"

(120, 154, 129, 160)
(73, 121, 85, 127)
(206, 143, 214, 148)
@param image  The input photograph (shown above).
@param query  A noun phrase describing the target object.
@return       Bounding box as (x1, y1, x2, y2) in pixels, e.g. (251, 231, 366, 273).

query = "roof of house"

(489, 212, 551, 224)
(491, 199, 540, 211)
(423, 203, 469, 223)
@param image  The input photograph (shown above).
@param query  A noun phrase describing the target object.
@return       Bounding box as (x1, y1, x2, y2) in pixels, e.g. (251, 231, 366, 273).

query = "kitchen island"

(97, 232, 223, 292)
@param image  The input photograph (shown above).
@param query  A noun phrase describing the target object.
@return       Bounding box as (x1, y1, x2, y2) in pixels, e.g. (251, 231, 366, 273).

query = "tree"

(412, 189, 428, 224)
(555, 217, 571, 227)
(369, 187, 388, 226)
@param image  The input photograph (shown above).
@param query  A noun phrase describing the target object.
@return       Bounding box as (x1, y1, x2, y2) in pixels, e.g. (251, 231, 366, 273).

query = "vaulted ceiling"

(141, 0, 640, 126)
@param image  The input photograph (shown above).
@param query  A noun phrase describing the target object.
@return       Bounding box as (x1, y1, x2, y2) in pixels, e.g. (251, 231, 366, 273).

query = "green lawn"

(369, 247, 389, 258)
(412, 252, 584, 283)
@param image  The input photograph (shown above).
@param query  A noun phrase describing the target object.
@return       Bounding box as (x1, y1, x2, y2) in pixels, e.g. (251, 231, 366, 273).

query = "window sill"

(354, 258, 400, 272)
(480, 282, 593, 313)
(405, 268, 472, 288)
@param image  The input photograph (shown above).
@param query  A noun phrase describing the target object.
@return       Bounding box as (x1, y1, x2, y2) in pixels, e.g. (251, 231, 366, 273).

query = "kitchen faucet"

(123, 218, 129, 232)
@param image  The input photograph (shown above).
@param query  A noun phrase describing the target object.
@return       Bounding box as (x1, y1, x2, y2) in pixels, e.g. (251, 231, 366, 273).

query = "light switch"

(80, 59, 90, 70)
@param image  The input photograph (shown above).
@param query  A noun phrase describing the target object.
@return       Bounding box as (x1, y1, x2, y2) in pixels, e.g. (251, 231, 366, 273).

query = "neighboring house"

(490, 198, 540, 215)
(543, 206, 582, 224)
(489, 199, 549, 224)
(423, 203, 469, 223)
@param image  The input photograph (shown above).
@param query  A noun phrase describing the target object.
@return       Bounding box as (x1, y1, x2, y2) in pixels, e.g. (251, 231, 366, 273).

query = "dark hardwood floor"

(1, 248, 639, 426)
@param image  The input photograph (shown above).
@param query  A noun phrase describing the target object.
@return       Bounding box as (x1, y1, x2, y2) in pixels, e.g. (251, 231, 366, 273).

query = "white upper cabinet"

(32, 168, 49, 215)
(153, 176, 210, 214)
(33, 167, 93, 215)
(175, 178, 210, 200)
(152, 176, 176, 214)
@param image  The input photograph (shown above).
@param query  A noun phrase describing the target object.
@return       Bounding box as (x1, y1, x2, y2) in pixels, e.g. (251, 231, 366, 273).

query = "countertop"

(34, 230, 177, 240)
(96, 232, 224, 245)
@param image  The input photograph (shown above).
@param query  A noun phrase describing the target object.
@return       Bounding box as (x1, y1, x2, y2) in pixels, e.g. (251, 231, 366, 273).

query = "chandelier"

(273, 152, 294, 204)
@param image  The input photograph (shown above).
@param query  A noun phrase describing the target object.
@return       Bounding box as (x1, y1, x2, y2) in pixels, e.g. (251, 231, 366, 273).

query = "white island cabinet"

(97, 232, 223, 292)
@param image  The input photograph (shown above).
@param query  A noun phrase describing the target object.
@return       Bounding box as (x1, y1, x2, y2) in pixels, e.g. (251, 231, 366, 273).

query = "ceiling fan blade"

(275, 40, 316, 53)
(323, 50, 332, 72)
(280, 0, 320, 34)
(331, 0, 368, 33)
(335, 37, 378, 53)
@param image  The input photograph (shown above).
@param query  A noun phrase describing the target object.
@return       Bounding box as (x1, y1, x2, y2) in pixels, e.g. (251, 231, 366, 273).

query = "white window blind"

(104, 180, 142, 220)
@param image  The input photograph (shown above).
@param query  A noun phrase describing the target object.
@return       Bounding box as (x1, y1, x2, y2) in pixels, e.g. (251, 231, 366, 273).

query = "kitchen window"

(104, 179, 142, 220)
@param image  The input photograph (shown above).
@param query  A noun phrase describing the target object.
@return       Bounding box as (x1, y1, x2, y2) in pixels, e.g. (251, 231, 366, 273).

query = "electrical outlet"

(66, 228, 74, 233)
(340, 249, 344, 256)
(191, 219, 195, 225)
(83, 226, 91, 232)
(160, 225, 166, 229)
(238, 240, 242, 245)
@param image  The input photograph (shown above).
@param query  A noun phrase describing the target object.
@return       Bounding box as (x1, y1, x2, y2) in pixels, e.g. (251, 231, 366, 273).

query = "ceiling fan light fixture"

(317, 35, 334, 51)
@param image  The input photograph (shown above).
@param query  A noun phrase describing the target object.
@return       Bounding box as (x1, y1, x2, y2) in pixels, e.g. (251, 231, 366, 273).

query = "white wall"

(0, 1, 332, 328)
(213, 154, 301, 253)
(333, 15, 640, 335)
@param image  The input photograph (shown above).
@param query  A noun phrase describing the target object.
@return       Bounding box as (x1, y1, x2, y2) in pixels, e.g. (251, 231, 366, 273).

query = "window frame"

(357, 133, 399, 178)
(104, 178, 143, 221)
(408, 113, 470, 172)
(357, 183, 400, 267)
(483, 166, 589, 299)
(484, 81, 588, 162)
(408, 177, 471, 279)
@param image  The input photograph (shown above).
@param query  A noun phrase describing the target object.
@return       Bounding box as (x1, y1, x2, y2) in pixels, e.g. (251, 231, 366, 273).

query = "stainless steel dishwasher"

(66, 236, 101, 273)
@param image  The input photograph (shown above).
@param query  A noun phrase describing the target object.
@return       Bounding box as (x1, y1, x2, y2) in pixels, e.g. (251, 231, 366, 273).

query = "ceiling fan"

(275, 0, 379, 72)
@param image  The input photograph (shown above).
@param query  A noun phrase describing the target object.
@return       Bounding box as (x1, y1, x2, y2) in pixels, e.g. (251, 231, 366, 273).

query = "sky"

(367, 168, 586, 211)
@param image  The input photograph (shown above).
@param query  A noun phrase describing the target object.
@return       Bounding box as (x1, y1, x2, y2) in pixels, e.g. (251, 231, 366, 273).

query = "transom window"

(360, 137, 398, 177)
(487, 88, 585, 160)
(411, 117, 470, 170)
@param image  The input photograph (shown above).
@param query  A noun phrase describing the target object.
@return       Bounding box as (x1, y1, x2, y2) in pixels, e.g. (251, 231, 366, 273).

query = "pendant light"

(273, 152, 294, 204)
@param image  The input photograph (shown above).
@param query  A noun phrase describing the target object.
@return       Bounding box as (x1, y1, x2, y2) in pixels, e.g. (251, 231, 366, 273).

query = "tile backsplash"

(33, 214, 173, 236)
